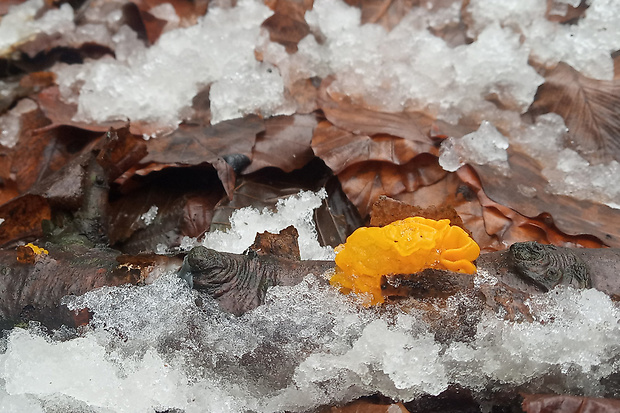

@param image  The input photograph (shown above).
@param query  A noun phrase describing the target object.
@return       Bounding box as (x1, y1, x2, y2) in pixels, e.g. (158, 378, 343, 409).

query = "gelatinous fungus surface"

(330, 217, 480, 304)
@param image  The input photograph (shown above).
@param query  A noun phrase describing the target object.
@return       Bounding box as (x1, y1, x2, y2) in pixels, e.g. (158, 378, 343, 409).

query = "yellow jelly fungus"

(330, 217, 480, 305)
(25, 243, 48, 256)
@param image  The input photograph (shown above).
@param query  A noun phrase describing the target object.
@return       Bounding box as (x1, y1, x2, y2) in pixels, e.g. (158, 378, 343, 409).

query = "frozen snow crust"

(48, 0, 620, 130)
(1, 275, 620, 412)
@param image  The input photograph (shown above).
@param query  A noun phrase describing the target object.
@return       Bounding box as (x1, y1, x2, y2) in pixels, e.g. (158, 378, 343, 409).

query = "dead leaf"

(0, 194, 51, 247)
(141, 116, 264, 196)
(337, 154, 447, 217)
(262, 0, 313, 53)
(467, 147, 618, 247)
(394, 171, 503, 251)
(244, 114, 317, 174)
(96, 127, 148, 182)
(121, 2, 168, 45)
(133, 0, 209, 26)
(0, 1, 26, 16)
(319, 105, 436, 154)
(313, 120, 432, 174)
(369, 196, 467, 232)
(285, 78, 319, 114)
(529, 62, 620, 163)
(522, 394, 620, 413)
(250, 225, 300, 259)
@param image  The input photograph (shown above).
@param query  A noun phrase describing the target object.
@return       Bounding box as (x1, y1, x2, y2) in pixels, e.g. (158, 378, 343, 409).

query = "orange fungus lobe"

(329, 217, 480, 305)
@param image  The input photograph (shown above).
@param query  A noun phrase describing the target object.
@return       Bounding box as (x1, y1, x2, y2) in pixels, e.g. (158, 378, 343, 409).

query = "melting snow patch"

(2, 277, 620, 412)
(439, 121, 509, 173)
(202, 189, 335, 260)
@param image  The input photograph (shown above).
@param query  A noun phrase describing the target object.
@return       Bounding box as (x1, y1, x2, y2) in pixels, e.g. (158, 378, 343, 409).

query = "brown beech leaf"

(0, 101, 102, 207)
(141, 116, 264, 196)
(468, 146, 620, 247)
(121, 2, 167, 45)
(320, 106, 436, 152)
(250, 225, 300, 260)
(0, 194, 51, 247)
(262, 0, 312, 53)
(522, 394, 620, 413)
(530, 62, 620, 163)
(338, 154, 446, 217)
(342, 0, 415, 31)
(0, 1, 26, 16)
(143, 116, 262, 166)
(313, 120, 431, 174)
(244, 114, 317, 174)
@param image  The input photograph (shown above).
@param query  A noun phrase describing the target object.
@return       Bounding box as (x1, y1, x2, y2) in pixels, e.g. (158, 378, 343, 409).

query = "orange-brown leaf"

(313, 121, 429, 174)
(338, 154, 446, 217)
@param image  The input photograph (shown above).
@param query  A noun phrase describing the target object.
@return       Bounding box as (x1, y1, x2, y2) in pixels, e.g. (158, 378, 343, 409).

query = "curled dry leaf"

(337, 154, 447, 217)
(320, 106, 436, 153)
(369, 195, 467, 233)
(121, 2, 168, 46)
(108, 178, 223, 254)
(249, 225, 301, 260)
(312, 120, 432, 174)
(530, 62, 620, 163)
(244, 114, 317, 174)
(96, 128, 148, 182)
(133, 0, 209, 26)
(467, 147, 617, 247)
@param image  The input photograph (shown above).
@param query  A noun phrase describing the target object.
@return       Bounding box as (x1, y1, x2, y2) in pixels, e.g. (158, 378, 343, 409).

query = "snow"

(439, 121, 509, 173)
(0, 0, 74, 56)
(509, 114, 620, 209)
(202, 189, 335, 260)
(0, 99, 38, 148)
(467, 0, 620, 80)
(140, 205, 158, 226)
(53, 0, 287, 132)
(1, 276, 619, 412)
